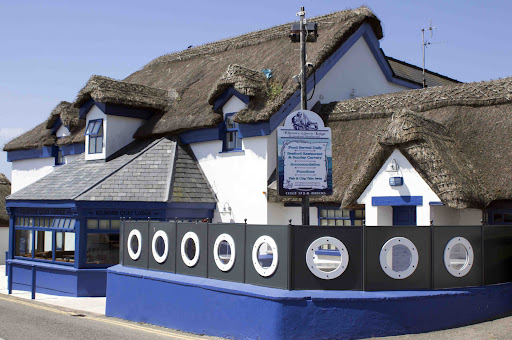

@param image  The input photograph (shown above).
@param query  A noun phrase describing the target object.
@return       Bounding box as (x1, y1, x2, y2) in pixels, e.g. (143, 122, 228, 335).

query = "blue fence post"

(7, 263, 12, 294)
(31, 266, 36, 299)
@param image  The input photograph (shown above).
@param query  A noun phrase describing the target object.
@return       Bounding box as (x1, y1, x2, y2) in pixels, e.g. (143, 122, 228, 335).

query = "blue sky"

(1, 0, 511, 178)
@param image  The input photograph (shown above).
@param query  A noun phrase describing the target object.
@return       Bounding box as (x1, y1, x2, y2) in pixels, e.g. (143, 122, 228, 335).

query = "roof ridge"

(73, 138, 165, 200)
(140, 7, 371, 70)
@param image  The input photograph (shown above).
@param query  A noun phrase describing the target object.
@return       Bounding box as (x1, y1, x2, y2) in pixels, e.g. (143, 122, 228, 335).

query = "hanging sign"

(277, 110, 332, 196)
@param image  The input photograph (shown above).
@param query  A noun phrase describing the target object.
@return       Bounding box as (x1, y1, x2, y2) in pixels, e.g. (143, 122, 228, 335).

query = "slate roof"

(386, 56, 460, 87)
(7, 138, 216, 204)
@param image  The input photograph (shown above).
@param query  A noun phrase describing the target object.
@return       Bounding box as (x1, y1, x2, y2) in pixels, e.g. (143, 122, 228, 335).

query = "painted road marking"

(0, 295, 203, 340)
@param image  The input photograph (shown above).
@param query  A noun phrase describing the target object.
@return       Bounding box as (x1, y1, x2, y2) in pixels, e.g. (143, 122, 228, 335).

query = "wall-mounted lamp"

(289, 22, 318, 43)
(385, 159, 399, 172)
(220, 202, 232, 214)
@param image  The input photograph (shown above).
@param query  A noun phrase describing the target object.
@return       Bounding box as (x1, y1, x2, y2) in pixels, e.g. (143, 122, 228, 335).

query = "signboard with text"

(277, 110, 332, 196)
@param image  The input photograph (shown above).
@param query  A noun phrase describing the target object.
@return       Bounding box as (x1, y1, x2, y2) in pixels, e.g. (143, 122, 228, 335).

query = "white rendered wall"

(11, 157, 56, 193)
(358, 149, 441, 226)
(64, 154, 81, 164)
(84, 105, 143, 160)
(191, 96, 269, 224)
(84, 106, 106, 161)
(105, 115, 144, 159)
(430, 206, 482, 226)
(300, 36, 406, 108)
(191, 137, 269, 224)
(267, 203, 318, 225)
(0, 228, 8, 265)
(223, 96, 247, 114)
(56, 125, 70, 138)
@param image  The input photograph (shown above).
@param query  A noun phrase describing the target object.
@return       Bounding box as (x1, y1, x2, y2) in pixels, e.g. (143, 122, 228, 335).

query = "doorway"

(392, 206, 416, 226)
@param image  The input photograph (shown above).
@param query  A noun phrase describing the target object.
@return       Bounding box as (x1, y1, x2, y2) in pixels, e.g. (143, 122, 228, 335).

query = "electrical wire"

(307, 64, 316, 101)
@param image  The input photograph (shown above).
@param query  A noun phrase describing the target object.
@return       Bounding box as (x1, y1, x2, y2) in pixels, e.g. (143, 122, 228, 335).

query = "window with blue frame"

(86, 219, 120, 265)
(489, 210, 512, 224)
(318, 207, 365, 226)
(14, 217, 76, 263)
(85, 119, 103, 154)
(223, 113, 242, 151)
(55, 147, 64, 165)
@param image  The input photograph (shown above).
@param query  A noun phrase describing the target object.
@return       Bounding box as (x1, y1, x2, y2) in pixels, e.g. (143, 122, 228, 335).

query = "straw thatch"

(3, 122, 56, 151)
(268, 77, 512, 209)
(45, 101, 82, 130)
(74, 75, 172, 113)
(0, 174, 11, 225)
(129, 6, 383, 138)
(342, 110, 488, 209)
(208, 64, 268, 107)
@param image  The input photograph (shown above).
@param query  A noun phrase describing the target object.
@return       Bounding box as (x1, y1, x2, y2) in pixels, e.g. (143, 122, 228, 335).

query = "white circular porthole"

(444, 237, 474, 277)
(306, 236, 349, 280)
(213, 233, 236, 272)
(127, 229, 142, 261)
(152, 230, 169, 264)
(181, 231, 200, 267)
(380, 237, 419, 279)
(252, 235, 278, 277)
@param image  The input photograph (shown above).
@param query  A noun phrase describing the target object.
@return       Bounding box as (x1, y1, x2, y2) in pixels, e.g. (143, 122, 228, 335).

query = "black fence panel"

(122, 221, 149, 270)
(432, 226, 482, 289)
(148, 222, 177, 273)
(175, 223, 208, 278)
(484, 225, 512, 285)
(365, 227, 431, 291)
(291, 225, 363, 290)
(245, 224, 290, 290)
(207, 223, 246, 283)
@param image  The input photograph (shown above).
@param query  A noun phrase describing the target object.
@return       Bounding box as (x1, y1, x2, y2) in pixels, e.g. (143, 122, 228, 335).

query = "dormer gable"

(75, 75, 172, 161)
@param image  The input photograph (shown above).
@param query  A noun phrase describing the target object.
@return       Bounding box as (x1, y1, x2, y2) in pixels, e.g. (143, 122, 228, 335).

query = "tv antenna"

(421, 19, 436, 88)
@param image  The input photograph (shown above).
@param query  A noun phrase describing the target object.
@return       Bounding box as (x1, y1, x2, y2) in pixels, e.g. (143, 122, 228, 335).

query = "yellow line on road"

(0, 295, 203, 340)
(0, 295, 69, 315)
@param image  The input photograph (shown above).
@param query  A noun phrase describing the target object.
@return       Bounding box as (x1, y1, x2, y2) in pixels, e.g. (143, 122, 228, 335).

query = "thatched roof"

(4, 101, 85, 152)
(74, 75, 172, 113)
(0, 174, 11, 225)
(45, 101, 82, 130)
(208, 64, 268, 107)
(269, 77, 512, 209)
(314, 77, 512, 209)
(129, 6, 383, 138)
(3, 122, 56, 152)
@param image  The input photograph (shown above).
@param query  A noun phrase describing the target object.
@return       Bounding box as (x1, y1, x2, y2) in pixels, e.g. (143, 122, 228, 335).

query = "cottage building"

(3, 6, 469, 296)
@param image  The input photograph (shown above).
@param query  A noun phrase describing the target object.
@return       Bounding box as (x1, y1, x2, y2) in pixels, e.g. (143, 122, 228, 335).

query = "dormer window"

(85, 119, 103, 154)
(224, 113, 242, 151)
(55, 147, 64, 165)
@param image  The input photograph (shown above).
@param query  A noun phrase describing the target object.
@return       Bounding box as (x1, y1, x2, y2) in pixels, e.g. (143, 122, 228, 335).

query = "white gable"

(56, 125, 70, 138)
(222, 95, 247, 115)
(357, 149, 441, 226)
(305, 36, 407, 106)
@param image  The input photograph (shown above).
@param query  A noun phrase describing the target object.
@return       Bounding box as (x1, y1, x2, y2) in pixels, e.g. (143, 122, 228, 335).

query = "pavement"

(1, 264, 511, 339)
(0, 265, 106, 315)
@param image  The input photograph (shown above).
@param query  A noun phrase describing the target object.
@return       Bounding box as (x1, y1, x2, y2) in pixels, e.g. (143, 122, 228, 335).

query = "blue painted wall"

(8, 260, 107, 297)
(107, 265, 512, 340)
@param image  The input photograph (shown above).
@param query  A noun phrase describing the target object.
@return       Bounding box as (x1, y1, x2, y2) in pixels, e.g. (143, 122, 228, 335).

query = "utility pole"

(298, 6, 310, 226)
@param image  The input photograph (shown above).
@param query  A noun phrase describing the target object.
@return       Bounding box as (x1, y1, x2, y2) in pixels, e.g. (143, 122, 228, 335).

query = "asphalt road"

(0, 294, 220, 340)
